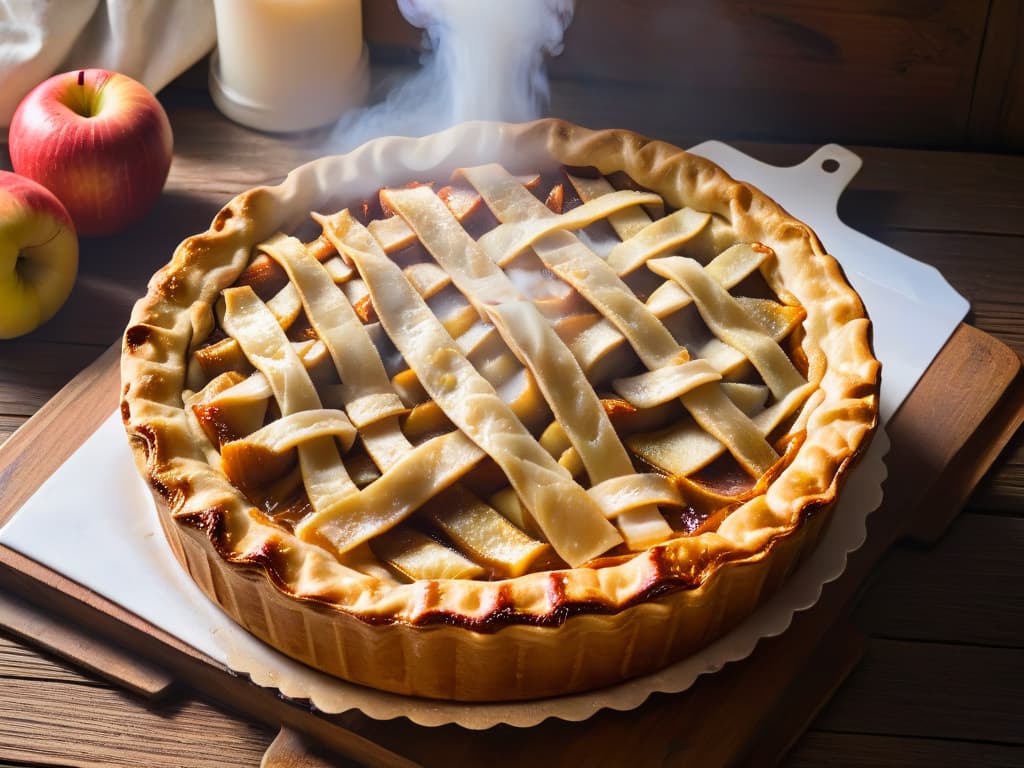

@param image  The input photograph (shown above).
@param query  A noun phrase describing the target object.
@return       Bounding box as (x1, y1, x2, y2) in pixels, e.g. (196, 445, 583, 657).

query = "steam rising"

(330, 0, 574, 152)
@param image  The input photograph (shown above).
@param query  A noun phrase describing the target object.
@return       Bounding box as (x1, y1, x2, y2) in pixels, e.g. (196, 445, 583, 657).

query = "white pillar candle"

(209, 0, 368, 133)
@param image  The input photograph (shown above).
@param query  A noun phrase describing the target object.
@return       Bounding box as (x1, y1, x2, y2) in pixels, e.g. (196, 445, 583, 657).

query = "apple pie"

(120, 120, 880, 701)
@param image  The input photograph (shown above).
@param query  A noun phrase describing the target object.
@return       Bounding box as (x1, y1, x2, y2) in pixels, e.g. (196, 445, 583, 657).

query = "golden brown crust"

(120, 119, 880, 700)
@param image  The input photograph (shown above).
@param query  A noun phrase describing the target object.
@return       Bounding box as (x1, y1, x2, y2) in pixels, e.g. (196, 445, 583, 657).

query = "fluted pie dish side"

(120, 119, 880, 701)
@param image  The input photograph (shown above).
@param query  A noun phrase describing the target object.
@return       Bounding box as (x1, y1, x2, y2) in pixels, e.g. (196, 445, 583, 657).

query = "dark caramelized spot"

(120, 399, 131, 423)
(266, 492, 313, 529)
(146, 468, 190, 510)
(212, 207, 234, 232)
(157, 273, 184, 302)
(545, 571, 568, 605)
(664, 505, 712, 535)
(179, 506, 226, 535)
(124, 324, 152, 352)
(284, 312, 316, 341)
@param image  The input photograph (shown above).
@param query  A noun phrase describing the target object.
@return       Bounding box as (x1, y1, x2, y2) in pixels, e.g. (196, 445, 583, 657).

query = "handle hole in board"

(821, 158, 841, 173)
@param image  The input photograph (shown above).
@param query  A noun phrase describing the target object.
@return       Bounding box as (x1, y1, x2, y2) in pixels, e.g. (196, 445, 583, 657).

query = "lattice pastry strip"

(250, 231, 547, 576)
(378, 185, 674, 549)
(218, 286, 357, 512)
(317, 209, 624, 567)
(460, 163, 784, 476)
(186, 160, 817, 578)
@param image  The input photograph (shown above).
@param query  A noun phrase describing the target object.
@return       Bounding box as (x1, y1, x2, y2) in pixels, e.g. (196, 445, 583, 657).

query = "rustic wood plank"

(0, 342, 106, 417)
(812, 638, 1024, 745)
(918, 367, 1024, 521)
(365, 0, 989, 148)
(339, 612, 863, 768)
(835, 149, 1024, 238)
(972, 430, 1024, 512)
(855, 514, 1024, 646)
(969, 0, 1024, 151)
(710, 143, 1024, 238)
(875, 325, 1022, 541)
(738, 620, 867, 767)
(787, 731, 1024, 768)
(0, 591, 174, 698)
(0, 633, 105, 686)
(0, 677, 274, 768)
(0, 416, 21, 447)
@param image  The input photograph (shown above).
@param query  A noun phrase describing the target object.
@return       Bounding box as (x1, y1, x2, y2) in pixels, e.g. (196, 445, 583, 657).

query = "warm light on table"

(209, 0, 368, 133)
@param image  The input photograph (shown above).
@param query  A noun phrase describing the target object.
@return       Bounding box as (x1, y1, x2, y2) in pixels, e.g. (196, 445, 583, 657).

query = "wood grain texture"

(365, 0, 997, 149)
(813, 638, 1024, 745)
(0, 64, 1021, 766)
(0, 591, 174, 697)
(855, 514, 1024, 647)
(0, 674, 274, 768)
(969, 0, 1024, 150)
(788, 732, 1024, 768)
(263, 728, 361, 768)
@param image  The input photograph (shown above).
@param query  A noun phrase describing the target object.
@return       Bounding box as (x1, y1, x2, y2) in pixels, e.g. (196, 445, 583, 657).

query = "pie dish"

(120, 119, 880, 702)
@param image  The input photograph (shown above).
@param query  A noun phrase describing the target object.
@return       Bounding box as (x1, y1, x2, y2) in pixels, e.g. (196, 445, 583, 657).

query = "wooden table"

(0, 70, 1021, 767)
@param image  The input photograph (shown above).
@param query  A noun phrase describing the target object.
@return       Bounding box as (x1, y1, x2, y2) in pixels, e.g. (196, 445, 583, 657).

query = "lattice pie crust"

(121, 120, 879, 701)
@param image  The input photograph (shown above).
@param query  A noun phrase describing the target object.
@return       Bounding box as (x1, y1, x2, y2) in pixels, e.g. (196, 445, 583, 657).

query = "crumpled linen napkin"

(1, 0, 216, 134)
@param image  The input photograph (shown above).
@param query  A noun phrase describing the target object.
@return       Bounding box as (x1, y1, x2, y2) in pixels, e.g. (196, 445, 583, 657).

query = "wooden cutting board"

(0, 323, 1020, 768)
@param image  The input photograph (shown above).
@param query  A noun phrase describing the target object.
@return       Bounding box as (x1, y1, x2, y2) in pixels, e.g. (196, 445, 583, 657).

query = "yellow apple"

(0, 170, 79, 339)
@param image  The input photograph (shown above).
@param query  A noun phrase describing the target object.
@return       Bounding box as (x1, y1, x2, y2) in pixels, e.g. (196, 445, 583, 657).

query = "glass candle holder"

(209, 0, 368, 133)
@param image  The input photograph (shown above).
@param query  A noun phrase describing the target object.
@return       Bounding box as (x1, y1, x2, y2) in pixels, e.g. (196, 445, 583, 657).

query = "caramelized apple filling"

(184, 165, 814, 583)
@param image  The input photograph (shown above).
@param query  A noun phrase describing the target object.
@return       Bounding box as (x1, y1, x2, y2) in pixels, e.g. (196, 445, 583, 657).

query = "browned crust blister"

(120, 119, 880, 701)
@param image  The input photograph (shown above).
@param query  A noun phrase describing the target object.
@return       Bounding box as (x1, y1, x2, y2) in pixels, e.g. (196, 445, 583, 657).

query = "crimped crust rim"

(120, 119, 880, 630)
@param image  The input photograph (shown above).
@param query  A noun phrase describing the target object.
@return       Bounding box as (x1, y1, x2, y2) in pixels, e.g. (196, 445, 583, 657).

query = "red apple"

(0, 171, 79, 339)
(9, 69, 173, 237)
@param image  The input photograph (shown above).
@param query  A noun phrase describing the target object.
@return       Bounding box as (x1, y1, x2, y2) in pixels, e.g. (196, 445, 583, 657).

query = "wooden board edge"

(884, 321, 1019, 544)
(262, 726, 424, 768)
(0, 589, 175, 698)
(895, 325, 1022, 543)
(910, 355, 1024, 543)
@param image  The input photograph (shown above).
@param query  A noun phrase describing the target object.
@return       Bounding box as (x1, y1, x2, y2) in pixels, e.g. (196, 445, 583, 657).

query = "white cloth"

(1, 0, 216, 131)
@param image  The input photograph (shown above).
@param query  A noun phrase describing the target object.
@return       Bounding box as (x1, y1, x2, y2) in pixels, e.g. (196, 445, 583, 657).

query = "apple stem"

(78, 70, 85, 86)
